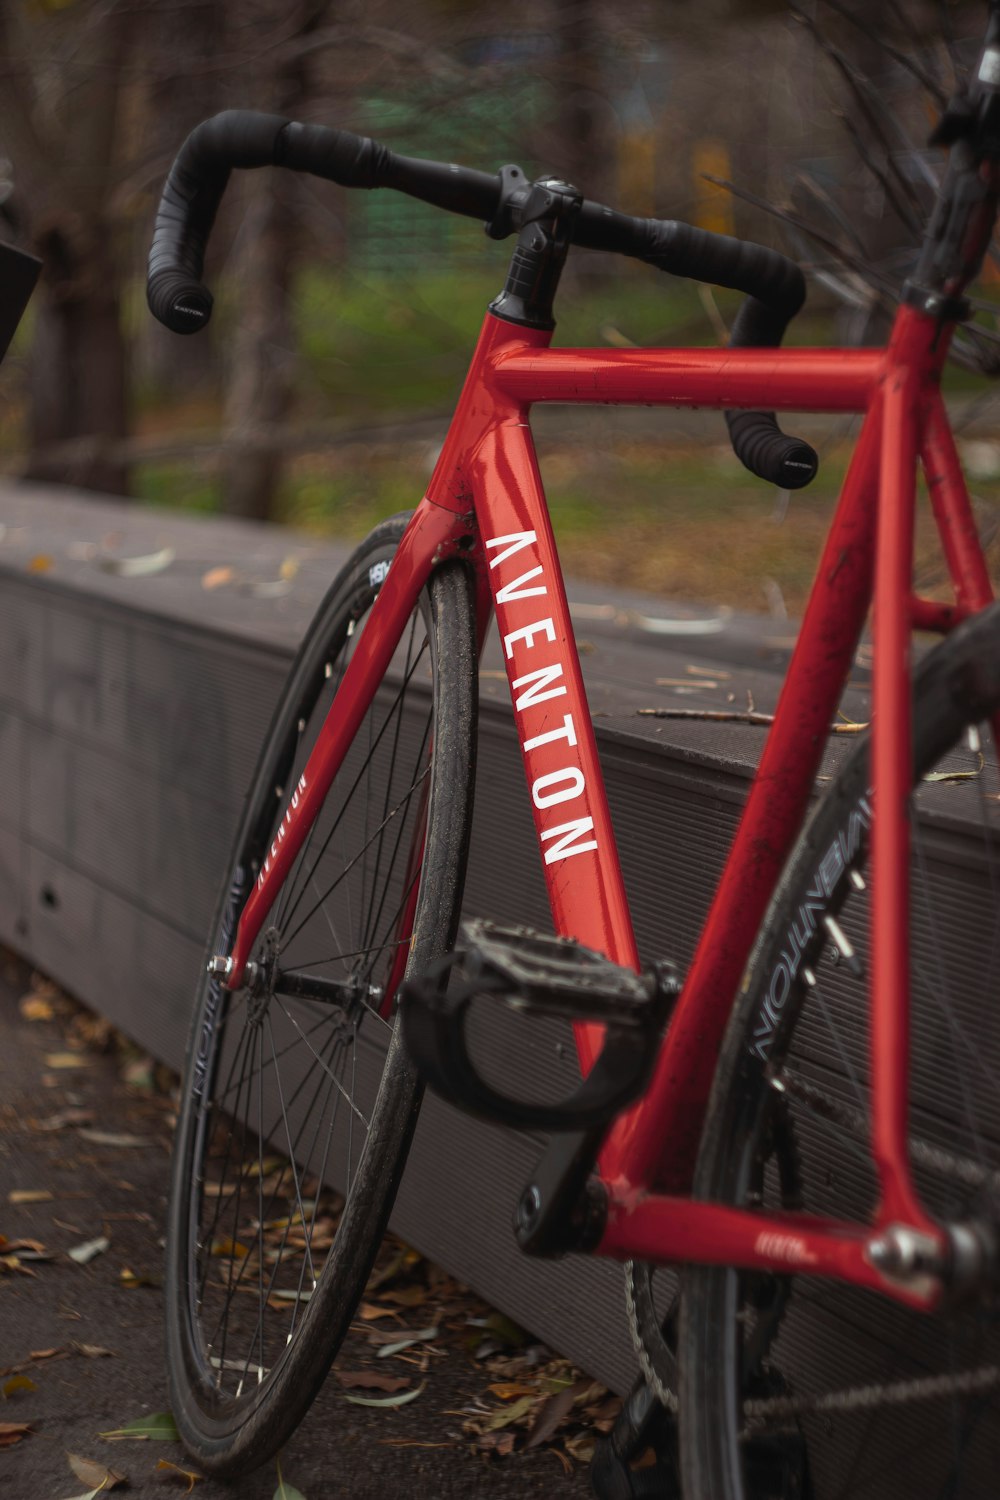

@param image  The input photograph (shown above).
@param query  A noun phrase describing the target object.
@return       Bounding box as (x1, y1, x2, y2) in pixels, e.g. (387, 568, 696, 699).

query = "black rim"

(178, 556, 438, 1411)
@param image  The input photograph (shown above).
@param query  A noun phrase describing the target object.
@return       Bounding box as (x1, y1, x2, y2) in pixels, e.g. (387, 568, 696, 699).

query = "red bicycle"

(148, 8, 1000, 1495)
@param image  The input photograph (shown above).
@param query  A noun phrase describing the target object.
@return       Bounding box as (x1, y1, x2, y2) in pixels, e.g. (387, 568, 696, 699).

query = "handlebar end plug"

(777, 441, 819, 491)
(147, 272, 214, 336)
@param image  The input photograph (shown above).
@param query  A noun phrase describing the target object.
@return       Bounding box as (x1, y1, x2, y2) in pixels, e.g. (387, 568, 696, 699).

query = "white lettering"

(541, 816, 599, 864)
(533, 767, 586, 808)
(256, 773, 308, 892)
(514, 663, 567, 711)
(496, 566, 547, 604)
(523, 714, 577, 754)
(503, 617, 557, 659)
(754, 1231, 817, 1266)
(486, 530, 538, 569)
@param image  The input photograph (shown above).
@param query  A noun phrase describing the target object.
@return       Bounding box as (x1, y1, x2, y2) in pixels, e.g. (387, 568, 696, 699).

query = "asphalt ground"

(0, 955, 602, 1500)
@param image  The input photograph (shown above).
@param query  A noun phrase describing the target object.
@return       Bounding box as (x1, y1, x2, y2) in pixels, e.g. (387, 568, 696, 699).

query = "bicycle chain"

(779, 1069, 1000, 1197)
(742, 1363, 1000, 1429)
(628, 1251, 1000, 1432)
(624, 1260, 678, 1415)
(625, 1066, 1000, 1433)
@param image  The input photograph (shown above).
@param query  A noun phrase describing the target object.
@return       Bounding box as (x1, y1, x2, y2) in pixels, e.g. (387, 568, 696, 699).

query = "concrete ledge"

(0, 478, 873, 1396)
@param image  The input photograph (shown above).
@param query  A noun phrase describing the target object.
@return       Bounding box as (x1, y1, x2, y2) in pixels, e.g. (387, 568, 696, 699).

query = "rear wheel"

(165, 514, 477, 1475)
(680, 603, 1000, 1500)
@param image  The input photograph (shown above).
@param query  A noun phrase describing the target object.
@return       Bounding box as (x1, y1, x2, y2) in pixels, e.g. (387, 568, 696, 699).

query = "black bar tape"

(635, 222, 818, 489)
(280, 123, 501, 217)
(147, 110, 289, 334)
(149, 112, 503, 335)
(277, 121, 386, 186)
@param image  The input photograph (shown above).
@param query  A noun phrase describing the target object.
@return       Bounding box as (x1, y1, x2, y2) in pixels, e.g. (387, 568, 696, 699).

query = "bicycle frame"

(224, 297, 995, 1310)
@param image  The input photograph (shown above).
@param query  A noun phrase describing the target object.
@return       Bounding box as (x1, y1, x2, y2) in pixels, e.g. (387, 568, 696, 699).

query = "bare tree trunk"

(222, 1, 328, 522)
(221, 182, 298, 522)
(548, 0, 606, 200)
(26, 214, 129, 495)
(1, 0, 133, 495)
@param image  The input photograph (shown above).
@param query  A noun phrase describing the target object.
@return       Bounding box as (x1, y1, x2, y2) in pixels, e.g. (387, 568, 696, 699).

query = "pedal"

(590, 1379, 680, 1499)
(401, 919, 679, 1133)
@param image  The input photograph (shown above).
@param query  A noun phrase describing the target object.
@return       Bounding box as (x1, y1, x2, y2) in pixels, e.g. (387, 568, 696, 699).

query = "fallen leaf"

(156, 1457, 204, 1491)
(524, 1379, 591, 1450)
(77, 1129, 149, 1148)
(210, 1236, 250, 1260)
(19, 993, 54, 1021)
(36, 1108, 95, 1131)
(487, 1382, 540, 1401)
(98, 545, 175, 577)
(119, 1266, 162, 1289)
(278, 555, 300, 581)
(121, 1055, 156, 1090)
(5, 1238, 46, 1254)
(68, 1236, 110, 1265)
(99, 1410, 179, 1440)
(475, 1430, 517, 1456)
(200, 1180, 235, 1198)
(380, 1285, 429, 1308)
(487, 1395, 535, 1431)
(43, 1052, 90, 1069)
(357, 1301, 395, 1320)
(67, 1452, 126, 1490)
(377, 1439, 458, 1449)
(201, 565, 234, 590)
(274, 1457, 308, 1500)
(32, 1347, 64, 1360)
(8, 1188, 53, 1203)
(2, 1375, 36, 1398)
(0, 1255, 37, 1278)
(334, 1370, 410, 1393)
(0, 1420, 32, 1447)
(478, 1312, 528, 1348)
(374, 1325, 439, 1358)
(70, 1341, 115, 1359)
(343, 1380, 427, 1409)
(564, 1430, 596, 1463)
(367, 1243, 421, 1291)
(551, 1447, 574, 1475)
(27, 553, 53, 573)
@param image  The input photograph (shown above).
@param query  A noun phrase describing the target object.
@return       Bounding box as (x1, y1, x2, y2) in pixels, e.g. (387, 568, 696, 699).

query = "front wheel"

(680, 603, 1000, 1500)
(165, 515, 477, 1476)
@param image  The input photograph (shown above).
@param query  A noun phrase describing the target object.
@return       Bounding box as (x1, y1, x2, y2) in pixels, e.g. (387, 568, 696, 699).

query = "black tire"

(165, 515, 477, 1476)
(680, 603, 1000, 1500)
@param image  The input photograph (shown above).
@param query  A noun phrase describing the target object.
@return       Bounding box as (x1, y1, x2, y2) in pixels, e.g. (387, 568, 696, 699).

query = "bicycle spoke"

(276, 635, 430, 943)
(279, 764, 431, 956)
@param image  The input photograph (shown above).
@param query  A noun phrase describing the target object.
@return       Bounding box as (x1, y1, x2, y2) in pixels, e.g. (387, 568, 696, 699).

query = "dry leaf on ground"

(156, 1456, 204, 1491)
(0, 1420, 32, 1448)
(68, 1236, 110, 1265)
(77, 1129, 150, 1148)
(99, 1411, 179, 1441)
(201, 566, 234, 590)
(343, 1380, 427, 1409)
(67, 1452, 126, 1490)
(1, 1375, 36, 1398)
(19, 992, 54, 1021)
(334, 1370, 411, 1393)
